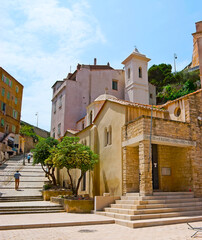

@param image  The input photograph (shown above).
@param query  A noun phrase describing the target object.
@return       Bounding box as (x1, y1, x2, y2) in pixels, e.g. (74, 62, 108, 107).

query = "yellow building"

(0, 67, 23, 153)
(57, 89, 202, 199)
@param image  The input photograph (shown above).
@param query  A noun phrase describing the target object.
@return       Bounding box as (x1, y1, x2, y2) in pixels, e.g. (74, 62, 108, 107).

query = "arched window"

(89, 111, 93, 124)
(104, 128, 107, 146)
(128, 68, 130, 79)
(139, 67, 142, 78)
(109, 125, 112, 145)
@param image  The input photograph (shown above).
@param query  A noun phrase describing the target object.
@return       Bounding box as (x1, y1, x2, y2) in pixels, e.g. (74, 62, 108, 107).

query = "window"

(59, 95, 62, 108)
(89, 111, 93, 124)
(104, 126, 112, 147)
(112, 80, 118, 90)
(16, 86, 19, 93)
(13, 109, 18, 119)
(12, 125, 16, 133)
(53, 101, 56, 113)
(15, 97, 18, 104)
(1, 119, 4, 127)
(82, 121, 85, 130)
(58, 123, 61, 136)
(9, 80, 12, 87)
(7, 91, 10, 100)
(128, 68, 130, 79)
(1, 102, 6, 112)
(82, 172, 86, 191)
(174, 107, 181, 117)
(139, 67, 142, 78)
(150, 93, 153, 99)
(1, 88, 5, 96)
(52, 128, 55, 138)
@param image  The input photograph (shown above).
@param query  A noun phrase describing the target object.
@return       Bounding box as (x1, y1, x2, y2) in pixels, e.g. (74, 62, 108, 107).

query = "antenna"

(35, 112, 38, 127)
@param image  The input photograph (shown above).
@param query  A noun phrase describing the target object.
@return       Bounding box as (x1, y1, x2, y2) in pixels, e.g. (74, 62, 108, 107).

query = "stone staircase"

(0, 157, 65, 214)
(96, 192, 202, 228)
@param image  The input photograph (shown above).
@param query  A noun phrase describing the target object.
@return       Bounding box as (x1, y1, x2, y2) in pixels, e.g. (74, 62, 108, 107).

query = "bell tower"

(122, 48, 150, 105)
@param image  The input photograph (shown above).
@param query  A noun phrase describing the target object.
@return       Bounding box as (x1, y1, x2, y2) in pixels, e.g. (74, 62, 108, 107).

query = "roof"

(51, 80, 64, 88)
(65, 129, 79, 135)
(122, 50, 151, 65)
(94, 93, 117, 102)
(0, 67, 24, 88)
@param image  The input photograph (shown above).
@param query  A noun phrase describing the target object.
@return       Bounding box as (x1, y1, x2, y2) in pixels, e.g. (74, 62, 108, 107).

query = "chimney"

(107, 62, 110, 66)
(94, 58, 97, 65)
(77, 64, 81, 70)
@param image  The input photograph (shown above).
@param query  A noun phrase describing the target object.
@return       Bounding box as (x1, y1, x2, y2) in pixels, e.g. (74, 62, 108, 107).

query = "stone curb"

(0, 219, 115, 230)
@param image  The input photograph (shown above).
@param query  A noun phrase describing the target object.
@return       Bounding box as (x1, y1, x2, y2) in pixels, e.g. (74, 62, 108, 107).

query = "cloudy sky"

(0, 0, 201, 131)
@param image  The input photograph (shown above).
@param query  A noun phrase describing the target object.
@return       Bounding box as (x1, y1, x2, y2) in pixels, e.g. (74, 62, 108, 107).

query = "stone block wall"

(158, 145, 192, 192)
(122, 146, 139, 194)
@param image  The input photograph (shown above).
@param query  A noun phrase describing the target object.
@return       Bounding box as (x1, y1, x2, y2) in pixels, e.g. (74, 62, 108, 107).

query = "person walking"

(14, 170, 21, 190)
(27, 154, 31, 163)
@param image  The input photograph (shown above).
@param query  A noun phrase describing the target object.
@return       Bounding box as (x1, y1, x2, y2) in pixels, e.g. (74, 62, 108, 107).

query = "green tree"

(50, 137, 98, 196)
(20, 125, 38, 142)
(32, 137, 59, 185)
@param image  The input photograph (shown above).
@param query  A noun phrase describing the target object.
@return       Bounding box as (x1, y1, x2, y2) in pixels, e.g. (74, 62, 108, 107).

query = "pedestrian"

(14, 170, 21, 190)
(27, 154, 31, 163)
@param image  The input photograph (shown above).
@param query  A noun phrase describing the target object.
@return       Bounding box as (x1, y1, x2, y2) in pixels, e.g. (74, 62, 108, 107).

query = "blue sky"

(0, 0, 201, 131)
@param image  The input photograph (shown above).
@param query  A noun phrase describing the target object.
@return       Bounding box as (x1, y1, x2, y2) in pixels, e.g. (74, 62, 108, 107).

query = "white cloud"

(0, 0, 106, 131)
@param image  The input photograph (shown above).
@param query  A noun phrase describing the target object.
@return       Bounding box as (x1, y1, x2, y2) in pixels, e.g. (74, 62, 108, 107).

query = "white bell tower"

(122, 48, 150, 105)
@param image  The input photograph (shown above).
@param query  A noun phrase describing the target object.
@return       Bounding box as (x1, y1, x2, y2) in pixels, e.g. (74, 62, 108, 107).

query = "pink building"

(51, 51, 156, 138)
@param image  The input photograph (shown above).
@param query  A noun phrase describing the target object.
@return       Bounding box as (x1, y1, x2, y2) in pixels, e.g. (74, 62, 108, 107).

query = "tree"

(20, 125, 39, 142)
(50, 137, 98, 196)
(32, 137, 59, 185)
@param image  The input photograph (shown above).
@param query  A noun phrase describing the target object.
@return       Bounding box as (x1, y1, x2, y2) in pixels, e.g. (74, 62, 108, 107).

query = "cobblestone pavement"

(1, 221, 202, 240)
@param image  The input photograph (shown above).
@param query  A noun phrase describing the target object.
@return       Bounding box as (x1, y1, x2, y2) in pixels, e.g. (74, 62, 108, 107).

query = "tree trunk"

(50, 167, 57, 185)
(67, 169, 76, 195)
(75, 172, 85, 197)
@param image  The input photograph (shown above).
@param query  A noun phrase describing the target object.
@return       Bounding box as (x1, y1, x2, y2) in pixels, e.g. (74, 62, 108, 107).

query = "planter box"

(63, 199, 94, 213)
(42, 189, 72, 201)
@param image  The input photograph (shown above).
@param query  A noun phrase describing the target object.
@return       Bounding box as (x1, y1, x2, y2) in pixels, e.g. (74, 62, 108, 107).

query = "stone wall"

(158, 145, 192, 192)
(122, 146, 139, 194)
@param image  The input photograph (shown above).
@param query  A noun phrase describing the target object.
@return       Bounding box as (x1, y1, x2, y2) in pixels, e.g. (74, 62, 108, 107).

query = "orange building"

(0, 67, 23, 153)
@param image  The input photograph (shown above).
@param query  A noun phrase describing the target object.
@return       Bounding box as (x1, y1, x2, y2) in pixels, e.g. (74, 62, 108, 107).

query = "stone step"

(121, 195, 194, 200)
(0, 209, 65, 215)
(99, 209, 202, 221)
(104, 205, 202, 215)
(0, 196, 43, 202)
(115, 215, 202, 228)
(116, 198, 202, 205)
(152, 192, 194, 196)
(111, 201, 202, 210)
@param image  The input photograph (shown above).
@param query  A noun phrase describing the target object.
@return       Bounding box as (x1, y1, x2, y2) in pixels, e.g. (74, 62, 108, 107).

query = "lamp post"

(174, 53, 177, 73)
(35, 112, 38, 127)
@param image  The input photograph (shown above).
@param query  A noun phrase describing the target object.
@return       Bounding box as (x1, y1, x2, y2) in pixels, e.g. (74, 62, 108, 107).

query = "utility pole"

(174, 53, 177, 73)
(35, 112, 38, 127)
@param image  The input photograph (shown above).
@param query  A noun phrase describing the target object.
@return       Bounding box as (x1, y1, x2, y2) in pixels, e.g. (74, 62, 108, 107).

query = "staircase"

(0, 157, 65, 214)
(96, 192, 202, 228)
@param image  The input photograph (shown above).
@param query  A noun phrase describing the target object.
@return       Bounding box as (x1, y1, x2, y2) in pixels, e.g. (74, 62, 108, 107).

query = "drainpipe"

(148, 105, 153, 171)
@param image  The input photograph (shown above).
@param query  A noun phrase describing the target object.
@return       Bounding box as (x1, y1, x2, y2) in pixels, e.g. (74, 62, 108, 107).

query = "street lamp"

(174, 53, 177, 73)
(35, 112, 38, 127)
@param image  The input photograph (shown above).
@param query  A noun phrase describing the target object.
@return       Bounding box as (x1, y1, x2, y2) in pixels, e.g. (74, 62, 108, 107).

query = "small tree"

(51, 137, 98, 196)
(32, 137, 59, 185)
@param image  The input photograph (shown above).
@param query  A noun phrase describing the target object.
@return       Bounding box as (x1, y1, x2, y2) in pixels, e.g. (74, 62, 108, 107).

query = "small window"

(1, 102, 6, 112)
(109, 125, 112, 145)
(82, 121, 85, 130)
(150, 93, 153, 99)
(112, 80, 118, 90)
(59, 95, 62, 108)
(12, 125, 16, 133)
(58, 123, 61, 136)
(1, 119, 4, 127)
(174, 107, 181, 117)
(139, 67, 142, 78)
(13, 110, 18, 119)
(53, 101, 56, 113)
(7, 92, 10, 100)
(16, 86, 19, 93)
(15, 97, 18, 104)
(128, 68, 130, 79)
(9, 80, 12, 87)
(89, 111, 93, 124)
(1, 88, 5, 96)
(82, 172, 86, 191)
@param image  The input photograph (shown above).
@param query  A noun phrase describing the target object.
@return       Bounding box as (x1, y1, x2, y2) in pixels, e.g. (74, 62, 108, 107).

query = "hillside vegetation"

(148, 64, 200, 104)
